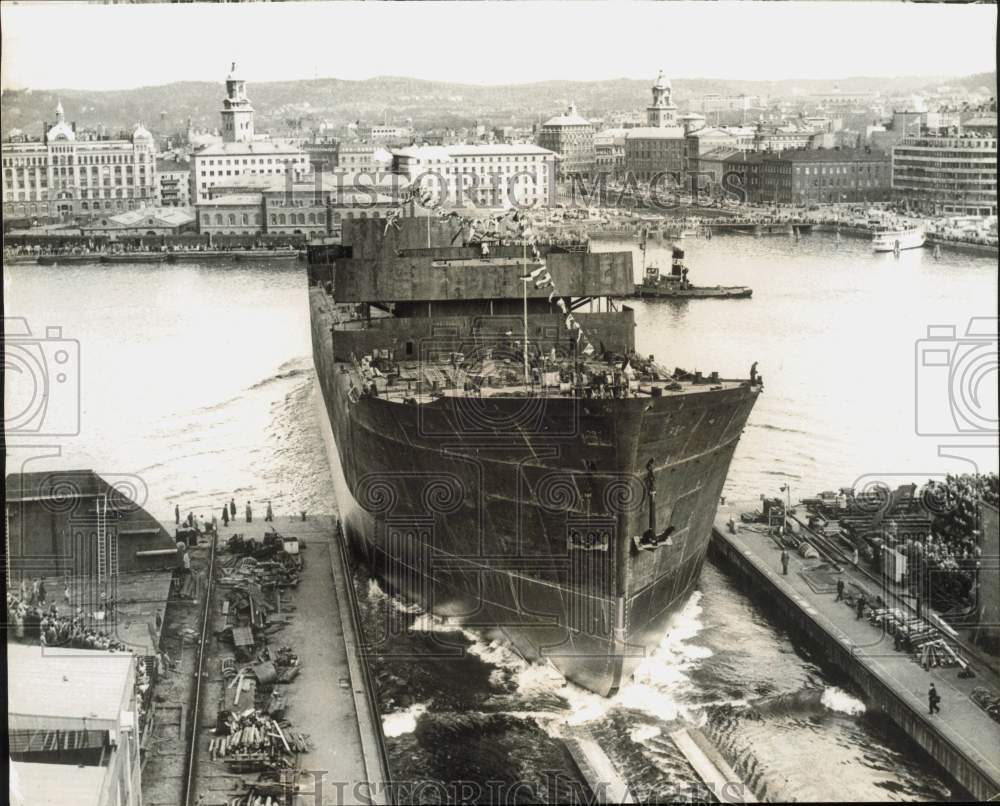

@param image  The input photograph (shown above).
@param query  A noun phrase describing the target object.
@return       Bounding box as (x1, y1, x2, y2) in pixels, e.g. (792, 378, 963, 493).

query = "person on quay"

(856, 593, 867, 620)
(928, 683, 941, 715)
(175, 504, 180, 525)
(222, 505, 229, 528)
(246, 501, 253, 523)
(836, 579, 845, 601)
(265, 501, 274, 523)
(230, 498, 237, 520)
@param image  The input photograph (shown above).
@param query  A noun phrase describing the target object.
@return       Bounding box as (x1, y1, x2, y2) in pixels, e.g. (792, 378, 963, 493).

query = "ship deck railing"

(348, 359, 746, 404)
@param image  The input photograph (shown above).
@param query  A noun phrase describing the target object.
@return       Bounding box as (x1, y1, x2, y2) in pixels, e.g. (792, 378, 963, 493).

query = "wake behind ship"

(308, 217, 759, 696)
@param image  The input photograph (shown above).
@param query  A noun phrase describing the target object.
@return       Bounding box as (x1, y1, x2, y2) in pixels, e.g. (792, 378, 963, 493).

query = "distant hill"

(2, 72, 995, 141)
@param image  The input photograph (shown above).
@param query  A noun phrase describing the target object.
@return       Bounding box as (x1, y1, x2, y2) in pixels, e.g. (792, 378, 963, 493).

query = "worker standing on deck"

(246, 501, 253, 523)
(856, 594, 867, 620)
(928, 684, 941, 715)
(780, 548, 790, 575)
(836, 579, 845, 601)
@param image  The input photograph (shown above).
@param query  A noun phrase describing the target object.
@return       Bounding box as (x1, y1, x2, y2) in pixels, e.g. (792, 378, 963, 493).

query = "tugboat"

(633, 245, 752, 300)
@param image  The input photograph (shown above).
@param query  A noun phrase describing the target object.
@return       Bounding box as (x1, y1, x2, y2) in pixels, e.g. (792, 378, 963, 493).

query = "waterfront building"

(594, 128, 628, 179)
(624, 72, 686, 182)
(685, 126, 755, 174)
(2, 101, 158, 223)
(189, 63, 309, 204)
(8, 645, 143, 806)
(391, 143, 556, 209)
(892, 125, 997, 216)
(537, 103, 596, 180)
(156, 158, 191, 207)
(197, 173, 410, 237)
(722, 147, 891, 205)
(81, 206, 196, 237)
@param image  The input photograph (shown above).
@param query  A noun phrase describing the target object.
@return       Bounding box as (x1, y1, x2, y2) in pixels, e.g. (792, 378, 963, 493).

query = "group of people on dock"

(6, 582, 126, 652)
(174, 497, 275, 531)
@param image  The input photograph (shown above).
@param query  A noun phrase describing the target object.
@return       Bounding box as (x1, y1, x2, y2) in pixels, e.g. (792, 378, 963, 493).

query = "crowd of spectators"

(6, 580, 128, 652)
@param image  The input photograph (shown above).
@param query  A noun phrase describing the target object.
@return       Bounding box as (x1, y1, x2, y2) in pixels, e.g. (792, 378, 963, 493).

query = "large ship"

(308, 217, 760, 696)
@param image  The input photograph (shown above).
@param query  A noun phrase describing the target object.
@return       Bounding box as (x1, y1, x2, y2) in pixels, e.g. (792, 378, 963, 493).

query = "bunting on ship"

(384, 185, 600, 358)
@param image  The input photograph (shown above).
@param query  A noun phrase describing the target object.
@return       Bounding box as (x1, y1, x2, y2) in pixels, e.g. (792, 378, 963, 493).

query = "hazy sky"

(1, 1, 996, 91)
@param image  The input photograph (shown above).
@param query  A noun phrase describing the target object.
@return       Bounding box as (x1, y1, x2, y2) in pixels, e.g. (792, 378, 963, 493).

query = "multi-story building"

(355, 123, 412, 144)
(594, 128, 628, 179)
(724, 147, 891, 205)
(537, 103, 596, 180)
(624, 72, 686, 183)
(2, 101, 158, 223)
(190, 63, 309, 204)
(197, 173, 412, 237)
(892, 124, 997, 216)
(685, 126, 756, 174)
(391, 143, 556, 209)
(156, 158, 191, 207)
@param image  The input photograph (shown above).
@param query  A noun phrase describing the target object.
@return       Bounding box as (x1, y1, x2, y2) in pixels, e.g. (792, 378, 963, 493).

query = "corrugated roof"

(10, 762, 108, 806)
(8, 644, 133, 732)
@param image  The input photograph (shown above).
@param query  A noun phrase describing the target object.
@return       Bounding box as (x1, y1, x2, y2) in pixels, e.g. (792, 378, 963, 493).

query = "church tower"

(220, 62, 255, 143)
(647, 71, 678, 128)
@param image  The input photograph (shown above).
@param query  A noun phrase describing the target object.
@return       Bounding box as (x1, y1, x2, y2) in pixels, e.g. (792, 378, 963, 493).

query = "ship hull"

(311, 292, 757, 696)
(634, 285, 752, 300)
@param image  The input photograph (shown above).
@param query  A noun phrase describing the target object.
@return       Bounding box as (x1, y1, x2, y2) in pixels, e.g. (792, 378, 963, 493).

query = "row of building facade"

(3, 67, 995, 226)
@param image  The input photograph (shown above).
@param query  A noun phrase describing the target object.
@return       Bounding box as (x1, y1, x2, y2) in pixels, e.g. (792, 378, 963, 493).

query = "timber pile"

(218, 555, 301, 588)
(209, 707, 311, 770)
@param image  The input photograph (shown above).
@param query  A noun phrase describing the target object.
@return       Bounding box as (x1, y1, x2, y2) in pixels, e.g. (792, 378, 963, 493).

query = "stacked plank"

(208, 707, 311, 770)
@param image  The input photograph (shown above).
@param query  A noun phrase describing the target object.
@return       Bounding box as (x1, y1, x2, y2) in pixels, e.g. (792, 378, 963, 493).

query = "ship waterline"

(308, 217, 759, 695)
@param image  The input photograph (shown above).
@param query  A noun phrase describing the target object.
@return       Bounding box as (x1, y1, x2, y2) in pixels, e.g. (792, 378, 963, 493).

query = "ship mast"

(522, 238, 529, 387)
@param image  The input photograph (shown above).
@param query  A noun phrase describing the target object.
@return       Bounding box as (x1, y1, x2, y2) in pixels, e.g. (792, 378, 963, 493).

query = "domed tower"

(221, 61, 255, 143)
(46, 99, 76, 143)
(647, 71, 677, 128)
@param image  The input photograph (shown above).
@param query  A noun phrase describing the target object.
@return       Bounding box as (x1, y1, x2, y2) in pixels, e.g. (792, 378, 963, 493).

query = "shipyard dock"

(709, 504, 1000, 801)
(144, 514, 392, 806)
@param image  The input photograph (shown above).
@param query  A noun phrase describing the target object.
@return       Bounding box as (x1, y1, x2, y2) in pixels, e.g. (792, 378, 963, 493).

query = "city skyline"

(1, 1, 997, 92)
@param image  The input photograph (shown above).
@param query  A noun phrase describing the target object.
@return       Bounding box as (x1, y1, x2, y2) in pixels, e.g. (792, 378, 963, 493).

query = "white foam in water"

(820, 686, 866, 716)
(381, 703, 428, 737)
(629, 724, 662, 743)
(614, 592, 712, 723)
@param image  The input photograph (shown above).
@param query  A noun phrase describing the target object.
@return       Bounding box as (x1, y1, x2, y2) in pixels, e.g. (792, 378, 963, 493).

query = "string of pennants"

(383, 186, 596, 357)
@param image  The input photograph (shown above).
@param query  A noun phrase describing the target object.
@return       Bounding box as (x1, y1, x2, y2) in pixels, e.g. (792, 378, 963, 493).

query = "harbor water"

(5, 232, 995, 801)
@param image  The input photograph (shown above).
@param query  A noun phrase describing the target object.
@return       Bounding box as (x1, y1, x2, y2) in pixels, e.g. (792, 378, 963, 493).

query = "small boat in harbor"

(37, 253, 105, 266)
(633, 246, 752, 300)
(872, 224, 925, 253)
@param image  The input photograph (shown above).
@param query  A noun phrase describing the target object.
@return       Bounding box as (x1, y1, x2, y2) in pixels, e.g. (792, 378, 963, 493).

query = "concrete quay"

(149, 514, 392, 806)
(709, 505, 1000, 802)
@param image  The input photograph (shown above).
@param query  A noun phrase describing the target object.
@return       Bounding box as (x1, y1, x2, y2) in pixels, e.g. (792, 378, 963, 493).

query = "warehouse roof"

(8, 644, 133, 732)
(10, 762, 108, 806)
